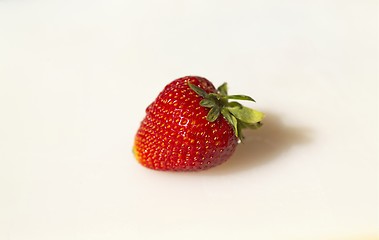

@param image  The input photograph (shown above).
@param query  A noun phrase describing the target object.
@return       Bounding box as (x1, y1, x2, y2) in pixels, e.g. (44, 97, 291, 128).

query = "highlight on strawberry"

(133, 76, 264, 171)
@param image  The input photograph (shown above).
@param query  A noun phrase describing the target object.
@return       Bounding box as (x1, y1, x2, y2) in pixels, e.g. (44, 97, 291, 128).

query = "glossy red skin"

(133, 76, 238, 171)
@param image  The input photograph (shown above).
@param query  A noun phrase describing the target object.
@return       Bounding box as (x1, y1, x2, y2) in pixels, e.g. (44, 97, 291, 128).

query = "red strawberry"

(133, 76, 264, 171)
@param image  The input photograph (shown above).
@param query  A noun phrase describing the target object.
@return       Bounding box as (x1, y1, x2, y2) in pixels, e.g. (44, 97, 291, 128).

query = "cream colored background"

(0, 0, 377, 239)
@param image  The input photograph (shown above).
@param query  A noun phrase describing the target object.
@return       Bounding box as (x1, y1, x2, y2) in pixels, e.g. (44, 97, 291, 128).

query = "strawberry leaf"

(208, 93, 221, 100)
(237, 121, 244, 141)
(221, 108, 239, 138)
(217, 82, 228, 95)
(200, 99, 215, 108)
(207, 106, 221, 122)
(227, 101, 243, 109)
(226, 95, 256, 102)
(188, 82, 208, 98)
(228, 105, 264, 124)
(239, 121, 263, 130)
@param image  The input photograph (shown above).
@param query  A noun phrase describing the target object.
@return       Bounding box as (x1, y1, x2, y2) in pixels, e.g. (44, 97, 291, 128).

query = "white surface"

(0, 1, 378, 239)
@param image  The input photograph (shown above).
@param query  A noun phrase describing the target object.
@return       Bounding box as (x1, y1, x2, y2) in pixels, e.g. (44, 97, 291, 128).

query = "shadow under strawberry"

(201, 112, 312, 175)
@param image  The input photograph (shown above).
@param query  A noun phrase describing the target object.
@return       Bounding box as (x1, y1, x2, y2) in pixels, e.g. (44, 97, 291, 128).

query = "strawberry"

(133, 76, 264, 171)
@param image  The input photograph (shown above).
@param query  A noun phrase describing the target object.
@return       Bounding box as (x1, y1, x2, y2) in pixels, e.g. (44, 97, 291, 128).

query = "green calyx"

(188, 82, 264, 141)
